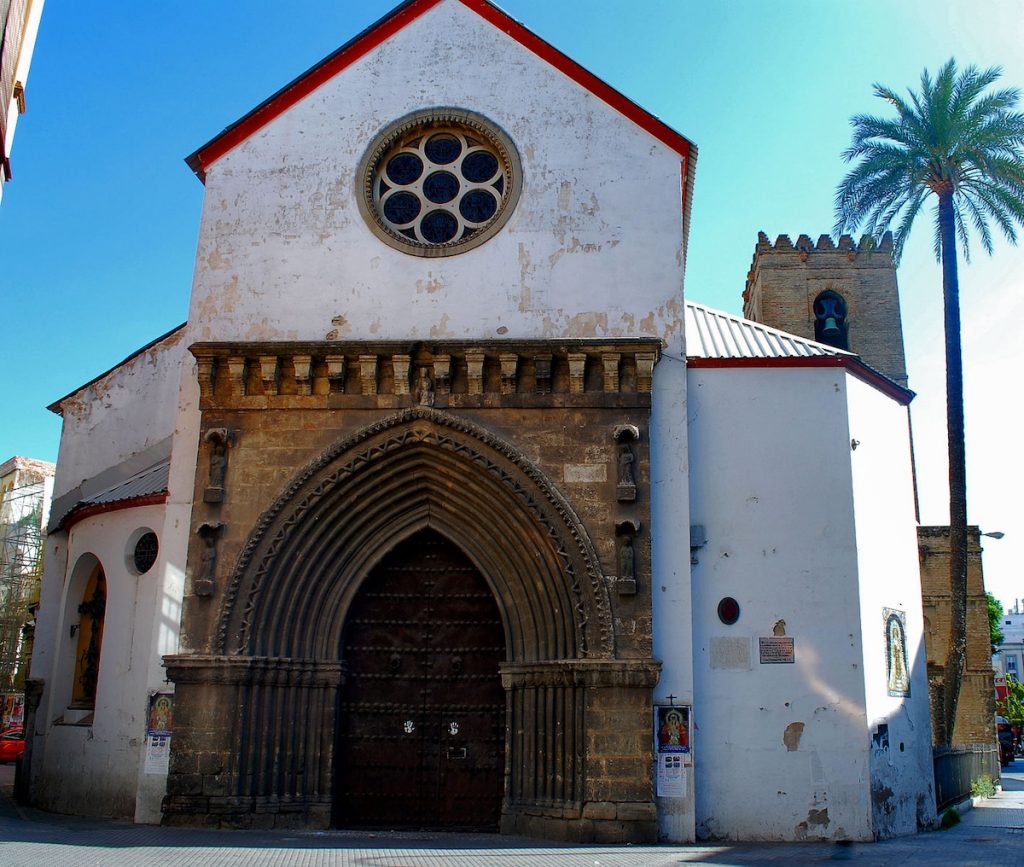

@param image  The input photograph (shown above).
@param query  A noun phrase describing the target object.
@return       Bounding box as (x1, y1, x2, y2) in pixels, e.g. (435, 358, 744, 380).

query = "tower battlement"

(743, 230, 907, 387)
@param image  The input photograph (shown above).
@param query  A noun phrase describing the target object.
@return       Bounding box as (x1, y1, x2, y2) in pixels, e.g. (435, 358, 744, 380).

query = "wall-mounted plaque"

(759, 636, 795, 664)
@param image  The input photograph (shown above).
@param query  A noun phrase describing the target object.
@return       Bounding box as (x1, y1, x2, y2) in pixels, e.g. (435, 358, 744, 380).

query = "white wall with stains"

(188, 0, 686, 348)
(30, 504, 171, 821)
(686, 365, 931, 841)
(50, 329, 185, 499)
(846, 376, 936, 834)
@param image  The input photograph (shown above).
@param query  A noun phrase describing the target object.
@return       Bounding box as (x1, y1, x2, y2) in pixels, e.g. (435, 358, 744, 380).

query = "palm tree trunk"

(938, 188, 969, 748)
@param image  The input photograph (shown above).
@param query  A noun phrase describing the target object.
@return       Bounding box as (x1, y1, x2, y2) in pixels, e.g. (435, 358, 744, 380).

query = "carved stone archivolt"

(216, 407, 614, 660)
(168, 351, 659, 840)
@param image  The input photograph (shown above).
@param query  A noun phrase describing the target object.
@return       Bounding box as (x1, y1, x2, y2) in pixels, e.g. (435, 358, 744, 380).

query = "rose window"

(359, 110, 521, 256)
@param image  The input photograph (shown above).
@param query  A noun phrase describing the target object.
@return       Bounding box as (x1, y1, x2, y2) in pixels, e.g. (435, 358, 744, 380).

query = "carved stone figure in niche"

(203, 428, 234, 504)
(615, 518, 640, 596)
(613, 425, 639, 503)
(415, 368, 435, 407)
(618, 443, 636, 486)
(619, 535, 635, 580)
(194, 522, 223, 597)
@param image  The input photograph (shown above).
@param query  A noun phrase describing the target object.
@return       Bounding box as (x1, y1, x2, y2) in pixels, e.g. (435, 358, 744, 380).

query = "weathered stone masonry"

(164, 339, 664, 842)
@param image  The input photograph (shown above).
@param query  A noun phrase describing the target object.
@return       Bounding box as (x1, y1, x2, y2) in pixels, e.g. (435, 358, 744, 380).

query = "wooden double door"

(334, 529, 506, 829)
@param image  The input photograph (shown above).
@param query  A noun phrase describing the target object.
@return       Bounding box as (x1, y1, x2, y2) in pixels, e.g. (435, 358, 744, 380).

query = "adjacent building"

(1, 0, 46, 203)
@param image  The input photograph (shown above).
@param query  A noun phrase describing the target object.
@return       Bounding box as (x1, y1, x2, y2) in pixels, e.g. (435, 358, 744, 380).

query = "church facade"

(28, 0, 936, 843)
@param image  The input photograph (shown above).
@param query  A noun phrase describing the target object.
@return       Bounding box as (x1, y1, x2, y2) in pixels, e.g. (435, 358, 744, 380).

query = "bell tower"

(742, 231, 908, 387)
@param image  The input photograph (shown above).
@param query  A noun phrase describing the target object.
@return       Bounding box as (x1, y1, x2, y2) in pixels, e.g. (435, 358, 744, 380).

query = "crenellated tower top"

(742, 231, 907, 387)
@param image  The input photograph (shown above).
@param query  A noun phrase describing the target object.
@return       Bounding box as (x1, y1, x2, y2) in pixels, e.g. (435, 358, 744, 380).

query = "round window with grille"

(133, 531, 159, 574)
(358, 109, 522, 257)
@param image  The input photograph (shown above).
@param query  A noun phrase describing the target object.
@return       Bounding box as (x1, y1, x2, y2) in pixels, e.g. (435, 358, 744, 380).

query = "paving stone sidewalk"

(2, 763, 1023, 866)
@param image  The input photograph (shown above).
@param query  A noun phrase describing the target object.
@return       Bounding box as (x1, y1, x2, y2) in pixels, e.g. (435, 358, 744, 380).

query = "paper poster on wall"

(655, 705, 691, 756)
(147, 692, 174, 736)
(144, 734, 171, 774)
(656, 753, 686, 798)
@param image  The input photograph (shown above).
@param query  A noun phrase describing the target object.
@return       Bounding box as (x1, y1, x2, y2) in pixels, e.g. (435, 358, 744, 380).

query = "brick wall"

(919, 525, 997, 745)
(743, 232, 908, 387)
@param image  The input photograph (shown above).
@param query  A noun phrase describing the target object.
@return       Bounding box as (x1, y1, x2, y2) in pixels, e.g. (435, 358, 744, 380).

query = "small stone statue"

(416, 368, 435, 407)
(203, 428, 234, 503)
(616, 441, 637, 503)
(194, 522, 223, 597)
(619, 535, 635, 580)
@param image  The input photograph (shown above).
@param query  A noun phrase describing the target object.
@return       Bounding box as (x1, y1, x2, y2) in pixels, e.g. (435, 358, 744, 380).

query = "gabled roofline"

(184, 0, 695, 183)
(47, 323, 187, 415)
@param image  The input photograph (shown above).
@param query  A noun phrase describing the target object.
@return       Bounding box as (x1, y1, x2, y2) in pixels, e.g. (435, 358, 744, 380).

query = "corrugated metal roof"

(81, 460, 170, 507)
(685, 301, 855, 360)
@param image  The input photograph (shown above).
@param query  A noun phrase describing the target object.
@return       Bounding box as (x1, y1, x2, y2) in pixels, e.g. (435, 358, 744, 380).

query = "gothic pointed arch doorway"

(165, 407, 660, 841)
(334, 528, 505, 829)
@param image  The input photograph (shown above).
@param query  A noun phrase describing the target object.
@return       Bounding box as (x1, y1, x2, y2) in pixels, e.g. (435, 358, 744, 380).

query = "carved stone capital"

(601, 353, 621, 393)
(258, 355, 279, 395)
(499, 352, 519, 395)
(358, 355, 378, 395)
(466, 349, 485, 395)
(568, 353, 587, 394)
(293, 354, 312, 395)
(392, 354, 411, 395)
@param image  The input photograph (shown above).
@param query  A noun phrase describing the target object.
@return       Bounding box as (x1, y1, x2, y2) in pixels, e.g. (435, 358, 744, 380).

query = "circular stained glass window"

(133, 531, 159, 574)
(358, 109, 522, 257)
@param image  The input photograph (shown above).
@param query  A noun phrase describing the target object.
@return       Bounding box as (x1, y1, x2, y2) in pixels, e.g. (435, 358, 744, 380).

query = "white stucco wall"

(688, 366, 874, 841)
(189, 0, 687, 347)
(50, 328, 186, 499)
(31, 504, 170, 820)
(846, 376, 936, 833)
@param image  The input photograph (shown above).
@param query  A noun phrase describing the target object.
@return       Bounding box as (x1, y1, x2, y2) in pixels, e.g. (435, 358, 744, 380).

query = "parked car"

(0, 726, 24, 763)
(997, 715, 1014, 767)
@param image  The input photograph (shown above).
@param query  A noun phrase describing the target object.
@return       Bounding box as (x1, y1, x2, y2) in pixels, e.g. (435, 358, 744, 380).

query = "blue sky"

(2, 0, 1021, 608)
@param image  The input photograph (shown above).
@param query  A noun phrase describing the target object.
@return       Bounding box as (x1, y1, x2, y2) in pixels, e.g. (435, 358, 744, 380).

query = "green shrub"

(971, 774, 997, 799)
(940, 808, 961, 829)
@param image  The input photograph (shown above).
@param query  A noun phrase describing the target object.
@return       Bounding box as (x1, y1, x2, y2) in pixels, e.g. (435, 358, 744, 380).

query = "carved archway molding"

(164, 407, 660, 840)
(216, 406, 614, 660)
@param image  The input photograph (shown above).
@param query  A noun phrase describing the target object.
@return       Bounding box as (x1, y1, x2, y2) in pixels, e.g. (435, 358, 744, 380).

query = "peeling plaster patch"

(369, 320, 381, 335)
(416, 273, 444, 294)
(243, 319, 281, 340)
(557, 180, 572, 212)
(517, 286, 532, 313)
(519, 243, 534, 288)
(783, 722, 805, 751)
(564, 311, 608, 338)
(330, 315, 351, 337)
(807, 808, 829, 827)
(639, 312, 656, 333)
(429, 314, 452, 339)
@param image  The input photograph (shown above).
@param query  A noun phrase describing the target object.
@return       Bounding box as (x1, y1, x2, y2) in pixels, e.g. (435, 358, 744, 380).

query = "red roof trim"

(687, 356, 915, 406)
(186, 0, 692, 181)
(62, 494, 168, 533)
(460, 0, 691, 162)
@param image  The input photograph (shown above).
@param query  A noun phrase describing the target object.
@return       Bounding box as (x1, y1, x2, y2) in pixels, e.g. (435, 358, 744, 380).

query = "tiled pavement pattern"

(1, 764, 1023, 866)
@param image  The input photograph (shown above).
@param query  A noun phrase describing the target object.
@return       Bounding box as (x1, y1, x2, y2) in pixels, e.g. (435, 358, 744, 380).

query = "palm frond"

(836, 58, 1024, 265)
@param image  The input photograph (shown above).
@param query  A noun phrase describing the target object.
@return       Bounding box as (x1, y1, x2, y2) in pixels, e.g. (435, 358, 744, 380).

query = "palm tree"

(835, 59, 1024, 747)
